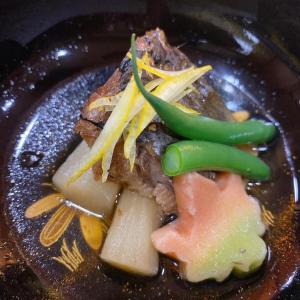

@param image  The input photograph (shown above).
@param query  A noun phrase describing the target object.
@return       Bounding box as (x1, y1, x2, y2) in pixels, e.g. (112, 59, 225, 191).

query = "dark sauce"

(0, 12, 299, 300)
(20, 151, 44, 168)
(162, 213, 177, 226)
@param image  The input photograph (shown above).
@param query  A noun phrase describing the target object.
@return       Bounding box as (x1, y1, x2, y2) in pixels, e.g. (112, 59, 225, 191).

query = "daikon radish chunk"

(52, 141, 120, 217)
(100, 190, 161, 276)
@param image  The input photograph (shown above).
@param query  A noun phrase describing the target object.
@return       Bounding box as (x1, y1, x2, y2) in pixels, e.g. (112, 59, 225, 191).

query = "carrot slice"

(152, 172, 267, 283)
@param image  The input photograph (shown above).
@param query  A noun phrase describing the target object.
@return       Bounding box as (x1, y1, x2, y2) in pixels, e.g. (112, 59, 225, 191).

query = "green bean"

(162, 140, 271, 180)
(130, 34, 276, 145)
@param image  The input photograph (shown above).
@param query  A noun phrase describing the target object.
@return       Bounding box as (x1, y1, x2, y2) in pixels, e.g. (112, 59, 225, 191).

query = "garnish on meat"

(68, 29, 275, 216)
(69, 59, 211, 184)
(72, 29, 234, 214)
(131, 33, 276, 146)
(123, 66, 211, 169)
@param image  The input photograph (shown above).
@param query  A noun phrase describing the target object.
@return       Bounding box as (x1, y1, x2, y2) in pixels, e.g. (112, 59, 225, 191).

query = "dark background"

(0, 0, 299, 81)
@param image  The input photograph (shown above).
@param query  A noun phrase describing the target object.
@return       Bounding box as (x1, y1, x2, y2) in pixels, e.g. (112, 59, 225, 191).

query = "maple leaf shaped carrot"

(151, 172, 267, 283)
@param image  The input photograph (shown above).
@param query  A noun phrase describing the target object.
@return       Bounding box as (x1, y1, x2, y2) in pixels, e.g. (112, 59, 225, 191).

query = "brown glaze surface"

(0, 12, 299, 300)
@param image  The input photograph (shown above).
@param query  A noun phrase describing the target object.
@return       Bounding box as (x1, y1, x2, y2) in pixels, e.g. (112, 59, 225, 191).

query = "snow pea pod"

(162, 140, 271, 180)
(131, 34, 276, 145)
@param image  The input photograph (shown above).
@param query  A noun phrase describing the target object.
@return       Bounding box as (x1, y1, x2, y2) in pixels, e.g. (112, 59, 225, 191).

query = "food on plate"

(151, 172, 266, 282)
(162, 140, 270, 179)
(74, 29, 233, 214)
(100, 190, 161, 276)
(52, 141, 120, 217)
(68, 58, 212, 183)
(130, 34, 276, 146)
(26, 29, 277, 283)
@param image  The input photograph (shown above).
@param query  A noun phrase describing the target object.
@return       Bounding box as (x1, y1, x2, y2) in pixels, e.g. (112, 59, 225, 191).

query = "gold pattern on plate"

(79, 213, 107, 251)
(26, 191, 107, 250)
(261, 205, 275, 227)
(25, 188, 108, 251)
(25, 193, 64, 218)
(52, 239, 84, 272)
(40, 205, 76, 247)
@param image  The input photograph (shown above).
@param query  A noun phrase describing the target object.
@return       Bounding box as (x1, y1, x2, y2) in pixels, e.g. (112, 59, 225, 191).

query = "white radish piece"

(100, 190, 162, 276)
(52, 141, 120, 217)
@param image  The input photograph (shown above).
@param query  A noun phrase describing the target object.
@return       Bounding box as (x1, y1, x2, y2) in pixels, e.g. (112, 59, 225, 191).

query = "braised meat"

(76, 28, 232, 214)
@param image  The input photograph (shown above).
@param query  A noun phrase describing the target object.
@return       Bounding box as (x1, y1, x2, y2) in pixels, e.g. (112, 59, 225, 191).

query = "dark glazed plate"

(0, 11, 300, 300)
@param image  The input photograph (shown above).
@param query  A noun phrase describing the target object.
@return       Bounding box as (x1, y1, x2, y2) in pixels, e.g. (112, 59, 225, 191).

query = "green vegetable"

(162, 140, 271, 180)
(131, 34, 276, 145)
